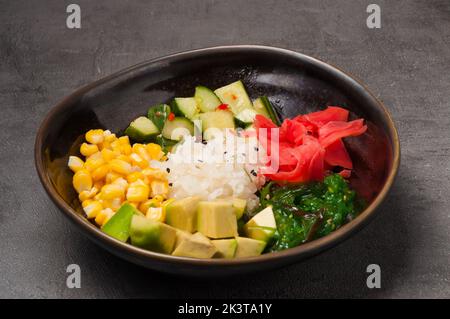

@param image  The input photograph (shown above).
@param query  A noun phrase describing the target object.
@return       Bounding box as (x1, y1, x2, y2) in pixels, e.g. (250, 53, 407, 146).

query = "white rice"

(151, 130, 267, 212)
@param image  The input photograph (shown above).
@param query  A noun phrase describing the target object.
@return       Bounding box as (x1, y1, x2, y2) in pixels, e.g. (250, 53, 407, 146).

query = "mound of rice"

(151, 131, 266, 212)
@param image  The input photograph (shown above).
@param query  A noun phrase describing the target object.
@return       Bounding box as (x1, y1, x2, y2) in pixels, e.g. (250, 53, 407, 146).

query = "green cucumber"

(171, 97, 199, 120)
(155, 135, 178, 153)
(101, 203, 137, 242)
(214, 80, 253, 115)
(147, 104, 171, 131)
(253, 96, 281, 125)
(195, 86, 222, 112)
(234, 108, 258, 127)
(199, 110, 235, 140)
(125, 116, 159, 142)
(162, 117, 194, 141)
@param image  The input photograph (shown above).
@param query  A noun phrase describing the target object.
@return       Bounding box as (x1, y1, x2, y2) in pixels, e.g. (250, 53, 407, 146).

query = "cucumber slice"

(214, 80, 253, 115)
(147, 104, 171, 131)
(155, 135, 178, 153)
(195, 86, 222, 112)
(253, 96, 281, 125)
(162, 117, 194, 141)
(199, 110, 235, 140)
(235, 108, 258, 127)
(171, 97, 199, 120)
(125, 116, 160, 142)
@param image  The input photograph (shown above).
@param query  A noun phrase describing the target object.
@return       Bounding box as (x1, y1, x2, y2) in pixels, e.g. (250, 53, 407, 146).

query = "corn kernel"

(68, 156, 84, 172)
(95, 207, 113, 226)
(84, 156, 105, 172)
(127, 171, 144, 184)
(79, 186, 99, 202)
(111, 140, 121, 152)
(142, 168, 167, 180)
(139, 199, 159, 213)
(83, 200, 103, 219)
(104, 133, 117, 143)
(126, 183, 150, 202)
(132, 144, 150, 161)
(80, 143, 99, 157)
(92, 164, 109, 181)
(118, 136, 130, 145)
(105, 171, 123, 184)
(73, 169, 93, 193)
(110, 159, 132, 175)
(93, 180, 105, 190)
(85, 129, 104, 144)
(101, 148, 115, 162)
(100, 184, 125, 200)
(146, 143, 163, 160)
(150, 180, 169, 198)
(101, 198, 123, 211)
(112, 177, 128, 191)
(120, 144, 132, 155)
(146, 206, 165, 222)
(130, 153, 148, 169)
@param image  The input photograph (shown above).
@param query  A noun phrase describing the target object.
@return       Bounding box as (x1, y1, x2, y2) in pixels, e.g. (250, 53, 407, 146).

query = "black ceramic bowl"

(35, 45, 400, 276)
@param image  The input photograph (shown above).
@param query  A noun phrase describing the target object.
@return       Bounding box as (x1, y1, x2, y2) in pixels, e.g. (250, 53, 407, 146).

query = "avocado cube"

(231, 198, 247, 220)
(235, 237, 266, 258)
(243, 206, 277, 242)
(166, 196, 201, 233)
(101, 203, 137, 242)
(174, 229, 192, 249)
(172, 232, 217, 259)
(130, 215, 177, 254)
(212, 239, 238, 259)
(197, 201, 238, 239)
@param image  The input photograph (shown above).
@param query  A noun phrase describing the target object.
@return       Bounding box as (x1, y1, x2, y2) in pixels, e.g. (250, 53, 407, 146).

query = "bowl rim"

(35, 45, 400, 267)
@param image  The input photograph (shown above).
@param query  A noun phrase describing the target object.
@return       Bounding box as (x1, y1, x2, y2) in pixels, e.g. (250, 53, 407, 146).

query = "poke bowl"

(35, 45, 400, 276)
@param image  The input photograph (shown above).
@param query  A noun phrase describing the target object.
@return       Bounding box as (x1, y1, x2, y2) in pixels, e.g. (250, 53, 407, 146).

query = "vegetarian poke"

(68, 80, 368, 259)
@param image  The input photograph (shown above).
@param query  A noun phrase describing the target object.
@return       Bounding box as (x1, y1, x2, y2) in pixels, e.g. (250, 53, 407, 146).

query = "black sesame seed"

(254, 147, 259, 151)
(166, 168, 170, 173)
(202, 140, 207, 145)
(169, 183, 173, 187)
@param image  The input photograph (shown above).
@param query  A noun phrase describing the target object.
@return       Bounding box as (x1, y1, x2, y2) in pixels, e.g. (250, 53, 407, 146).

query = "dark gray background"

(1, 0, 449, 298)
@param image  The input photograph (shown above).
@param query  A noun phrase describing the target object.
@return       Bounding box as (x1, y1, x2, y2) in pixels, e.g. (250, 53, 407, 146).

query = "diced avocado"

(101, 203, 137, 242)
(147, 104, 171, 131)
(129, 215, 177, 254)
(212, 239, 237, 259)
(199, 110, 235, 140)
(195, 86, 222, 112)
(235, 237, 266, 258)
(172, 232, 217, 259)
(243, 206, 277, 242)
(161, 117, 194, 141)
(125, 116, 160, 142)
(174, 229, 193, 249)
(214, 80, 253, 115)
(171, 97, 199, 120)
(231, 198, 247, 220)
(197, 201, 238, 239)
(165, 196, 201, 233)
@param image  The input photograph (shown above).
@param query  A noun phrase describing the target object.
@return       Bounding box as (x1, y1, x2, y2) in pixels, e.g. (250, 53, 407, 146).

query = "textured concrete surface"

(0, 0, 449, 298)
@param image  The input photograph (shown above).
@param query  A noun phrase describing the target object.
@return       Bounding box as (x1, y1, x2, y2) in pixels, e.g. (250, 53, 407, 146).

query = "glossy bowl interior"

(35, 46, 399, 276)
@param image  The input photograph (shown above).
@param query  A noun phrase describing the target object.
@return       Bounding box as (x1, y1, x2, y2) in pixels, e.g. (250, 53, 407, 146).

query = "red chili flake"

(217, 103, 229, 110)
(168, 112, 175, 121)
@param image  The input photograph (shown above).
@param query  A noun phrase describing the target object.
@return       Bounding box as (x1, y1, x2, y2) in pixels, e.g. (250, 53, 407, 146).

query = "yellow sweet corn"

(126, 182, 150, 202)
(101, 198, 123, 211)
(112, 177, 128, 191)
(150, 180, 169, 198)
(83, 200, 103, 219)
(93, 180, 105, 190)
(127, 171, 144, 184)
(85, 129, 104, 144)
(95, 207, 114, 226)
(153, 195, 165, 203)
(101, 148, 115, 162)
(100, 184, 125, 200)
(132, 144, 150, 161)
(146, 143, 164, 160)
(73, 169, 93, 193)
(78, 186, 99, 202)
(68, 156, 84, 172)
(130, 153, 148, 169)
(120, 144, 132, 155)
(91, 164, 109, 181)
(142, 168, 167, 180)
(118, 136, 130, 145)
(110, 159, 132, 175)
(146, 206, 165, 222)
(105, 171, 123, 184)
(80, 143, 99, 157)
(139, 198, 160, 213)
(84, 156, 105, 172)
